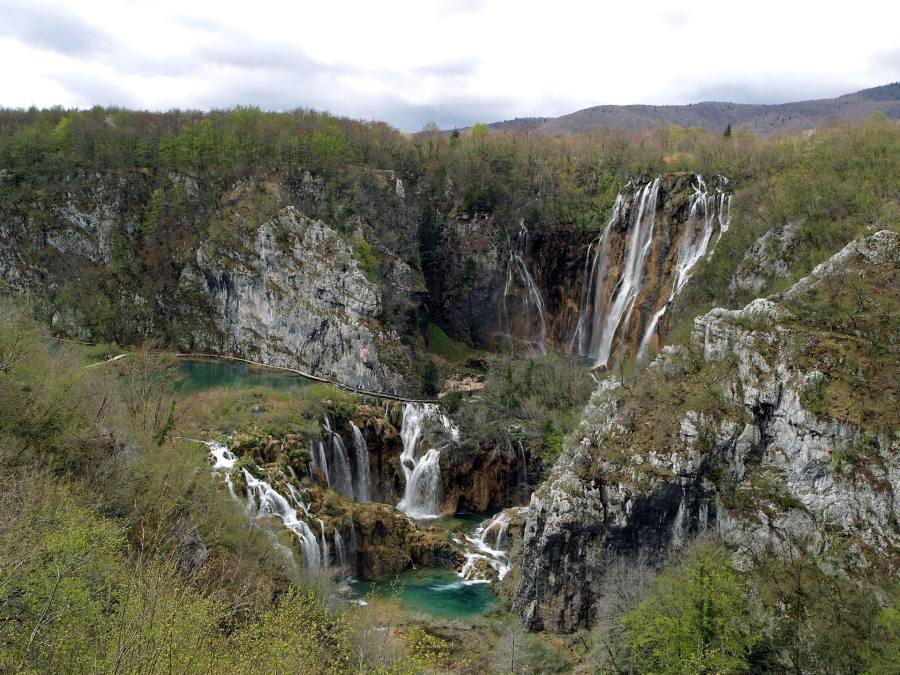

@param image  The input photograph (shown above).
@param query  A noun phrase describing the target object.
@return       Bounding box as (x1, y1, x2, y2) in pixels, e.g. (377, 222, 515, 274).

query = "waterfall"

(207, 441, 238, 498)
(318, 519, 330, 567)
(572, 194, 623, 356)
(459, 512, 512, 581)
(348, 522, 359, 558)
(242, 469, 322, 569)
(333, 529, 348, 568)
(350, 422, 371, 503)
(397, 403, 457, 518)
(576, 175, 731, 365)
(592, 177, 660, 367)
(637, 176, 732, 359)
(312, 441, 330, 487)
(330, 433, 354, 498)
(499, 220, 548, 355)
(516, 440, 528, 488)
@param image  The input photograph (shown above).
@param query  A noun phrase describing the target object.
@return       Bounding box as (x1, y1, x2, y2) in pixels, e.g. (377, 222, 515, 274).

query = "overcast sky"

(1, 0, 898, 130)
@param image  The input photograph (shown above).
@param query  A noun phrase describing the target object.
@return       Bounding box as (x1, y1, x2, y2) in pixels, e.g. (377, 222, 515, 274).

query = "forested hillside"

(1, 106, 898, 673)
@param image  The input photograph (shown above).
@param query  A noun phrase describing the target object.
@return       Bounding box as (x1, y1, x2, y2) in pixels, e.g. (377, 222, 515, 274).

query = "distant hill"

(488, 82, 900, 135)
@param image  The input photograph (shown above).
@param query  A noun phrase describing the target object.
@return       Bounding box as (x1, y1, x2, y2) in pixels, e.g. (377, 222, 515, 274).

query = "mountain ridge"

(485, 81, 900, 135)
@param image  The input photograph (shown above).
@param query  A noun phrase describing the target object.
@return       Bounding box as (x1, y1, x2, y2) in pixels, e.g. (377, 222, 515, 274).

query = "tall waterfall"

(350, 422, 371, 503)
(637, 176, 732, 359)
(397, 403, 457, 518)
(242, 468, 323, 569)
(330, 433, 354, 498)
(591, 177, 660, 367)
(574, 175, 731, 366)
(499, 221, 548, 355)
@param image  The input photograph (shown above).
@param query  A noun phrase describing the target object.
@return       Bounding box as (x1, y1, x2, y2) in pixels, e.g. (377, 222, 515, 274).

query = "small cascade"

(312, 441, 330, 487)
(397, 403, 457, 518)
(499, 220, 548, 355)
(350, 422, 371, 503)
(333, 529, 348, 568)
(242, 469, 322, 569)
(516, 440, 528, 488)
(459, 512, 512, 582)
(207, 441, 238, 498)
(330, 432, 354, 498)
(318, 519, 331, 567)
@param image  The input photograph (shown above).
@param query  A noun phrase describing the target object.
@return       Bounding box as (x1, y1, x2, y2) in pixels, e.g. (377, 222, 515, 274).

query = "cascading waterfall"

(499, 220, 548, 355)
(350, 422, 371, 503)
(318, 519, 331, 567)
(575, 175, 731, 366)
(459, 512, 512, 581)
(330, 432, 354, 498)
(208, 441, 238, 498)
(397, 403, 458, 518)
(242, 469, 323, 569)
(206, 441, 325, 570)
(637, 176, 732, 359)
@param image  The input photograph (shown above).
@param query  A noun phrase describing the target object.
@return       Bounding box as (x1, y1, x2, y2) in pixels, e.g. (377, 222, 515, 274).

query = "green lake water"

(351, 567, 499, 618)
(176, 358, 312, 393)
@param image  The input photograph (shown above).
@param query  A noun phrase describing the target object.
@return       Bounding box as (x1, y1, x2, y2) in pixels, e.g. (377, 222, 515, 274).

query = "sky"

(1, 0, 898, 131)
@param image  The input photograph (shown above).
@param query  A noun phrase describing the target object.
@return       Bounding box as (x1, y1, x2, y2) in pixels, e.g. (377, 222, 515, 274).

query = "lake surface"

(351, 567, 499, 618)
(176, 358, 312, 393)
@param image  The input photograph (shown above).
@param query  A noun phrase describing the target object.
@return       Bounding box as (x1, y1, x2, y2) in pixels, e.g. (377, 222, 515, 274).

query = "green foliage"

(228, 588, 353, 673)
(421, 358, 443, 396)
(455, 353, 594, 470)
(619, 543, 762, 674)
(352, 234, 379, 283)
(866, 600, 900, 674)
(426, 321, 473, 365)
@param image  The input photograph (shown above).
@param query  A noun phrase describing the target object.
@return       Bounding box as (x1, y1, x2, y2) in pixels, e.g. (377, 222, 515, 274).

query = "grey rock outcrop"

(515, 230, 899, 632)
(184, 206, 407, 393)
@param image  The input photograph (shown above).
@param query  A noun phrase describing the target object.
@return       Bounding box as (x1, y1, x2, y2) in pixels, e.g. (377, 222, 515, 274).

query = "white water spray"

(459, 512, 512, 581)
(242, 469, 323, 569)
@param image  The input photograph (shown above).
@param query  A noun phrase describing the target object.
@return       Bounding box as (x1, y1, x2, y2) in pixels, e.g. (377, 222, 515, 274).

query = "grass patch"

(426, 322, 473, 366)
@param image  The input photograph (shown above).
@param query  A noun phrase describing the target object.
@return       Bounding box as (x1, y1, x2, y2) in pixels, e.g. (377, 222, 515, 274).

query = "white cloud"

(0, 0, 897, 129)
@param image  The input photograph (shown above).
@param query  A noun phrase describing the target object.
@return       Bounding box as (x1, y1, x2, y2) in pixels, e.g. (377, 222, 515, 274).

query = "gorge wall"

(514, 230, 900, 632)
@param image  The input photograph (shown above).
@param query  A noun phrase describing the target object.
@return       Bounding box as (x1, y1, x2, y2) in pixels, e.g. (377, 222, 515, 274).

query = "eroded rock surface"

(515, 230, 900, 632)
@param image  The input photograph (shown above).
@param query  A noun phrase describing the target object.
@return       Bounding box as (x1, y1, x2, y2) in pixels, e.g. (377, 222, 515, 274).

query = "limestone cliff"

(183, 205, 406, 392)
(515, 230, 899, 632)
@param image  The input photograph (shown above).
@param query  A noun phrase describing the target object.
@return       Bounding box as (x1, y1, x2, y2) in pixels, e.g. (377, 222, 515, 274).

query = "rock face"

(729, 221, 800, 297)
(185, 205, 406, 393)
(440, 437, 529, 513)
(515, 230, 899, 632)
(0, 173, 414, 393)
